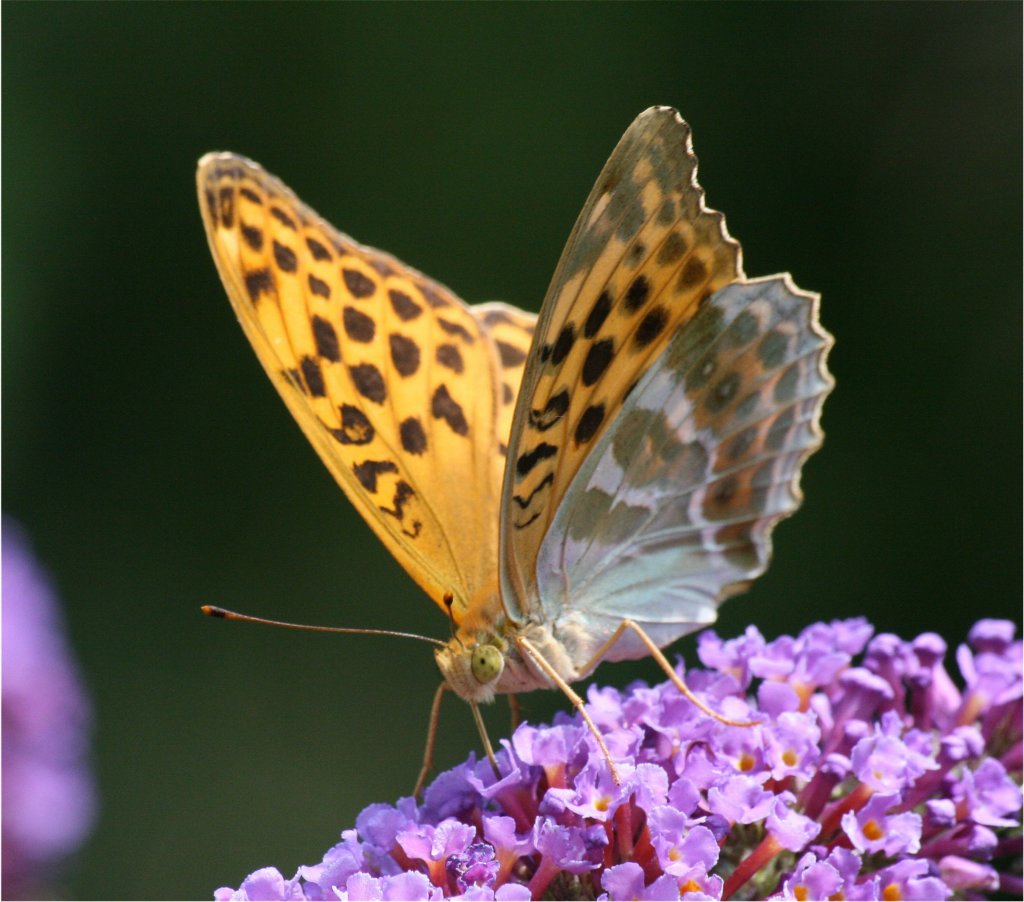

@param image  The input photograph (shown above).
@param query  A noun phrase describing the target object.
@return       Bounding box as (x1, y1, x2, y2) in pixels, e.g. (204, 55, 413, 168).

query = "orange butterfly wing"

(198, 154, 536, 620)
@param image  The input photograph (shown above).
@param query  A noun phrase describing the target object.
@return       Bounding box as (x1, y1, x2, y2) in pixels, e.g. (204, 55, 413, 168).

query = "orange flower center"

(862, 818, 884, 841)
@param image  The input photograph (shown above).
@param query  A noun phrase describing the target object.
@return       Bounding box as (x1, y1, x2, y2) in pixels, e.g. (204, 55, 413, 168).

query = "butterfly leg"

(470, 700, 502, 780)
(414, 681, 448, 798)
(508, 694, 522, 732)
(515, 636, 622, 785)
(581, 620, 759, 728)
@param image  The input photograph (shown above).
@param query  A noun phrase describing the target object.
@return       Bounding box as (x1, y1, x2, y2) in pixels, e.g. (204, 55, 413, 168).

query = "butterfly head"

(435, 632, 508, 704)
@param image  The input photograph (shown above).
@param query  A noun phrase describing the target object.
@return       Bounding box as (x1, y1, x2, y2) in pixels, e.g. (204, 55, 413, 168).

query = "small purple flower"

(773, 852, 843, 901)
(706, 773, 775, 824)
(841, 793, 922, 856)
(215, 867, 306, 901)
(2, 518, 97, 899)
(955, 758, 1023, 828)
(647, 809, 719, 882)
(545, 757, 628, 821)
(446, 843, 500, 893)
(762, 711, 821, 781)
(938, 855, 999, 893)
(849, 714, 938, 794)
(600, 862, 681, 901)
(765, 793, 821, 851)
(213, 619, 1022, 901)
(873, 858, 951, 901)
(530, 818, 601, 875)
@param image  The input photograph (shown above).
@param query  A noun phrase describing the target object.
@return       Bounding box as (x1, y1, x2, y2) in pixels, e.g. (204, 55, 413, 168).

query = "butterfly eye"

(470, 644, 504, 685)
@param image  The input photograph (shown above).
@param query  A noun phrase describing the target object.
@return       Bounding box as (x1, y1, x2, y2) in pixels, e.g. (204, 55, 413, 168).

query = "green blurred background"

(3, 3, 1020, 899)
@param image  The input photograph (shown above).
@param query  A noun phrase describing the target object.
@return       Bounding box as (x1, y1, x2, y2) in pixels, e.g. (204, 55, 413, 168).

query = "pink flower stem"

(818, 781, 873, 839)
(722, 834, 782, 900)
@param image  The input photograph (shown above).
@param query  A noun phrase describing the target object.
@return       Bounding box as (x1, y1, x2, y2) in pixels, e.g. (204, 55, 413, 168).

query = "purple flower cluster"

(2, 518, 96, 899)
(215, 618, 1022, 901)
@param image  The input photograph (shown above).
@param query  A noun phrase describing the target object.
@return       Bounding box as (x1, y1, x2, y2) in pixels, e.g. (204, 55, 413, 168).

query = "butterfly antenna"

(201, 605, 445, 647)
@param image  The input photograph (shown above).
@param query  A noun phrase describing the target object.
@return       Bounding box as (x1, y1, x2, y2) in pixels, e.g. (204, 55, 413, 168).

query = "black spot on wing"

(481, 308, 528, 328)
(350, 363, 386, 404)
(399, 417, 427, 455)
(627, 242, 646, 266)
(624, 275, 650, 312)
(529, 389, 569, 431)
(496, 340, 527, 368)
(308, 274, 331, 298)
(241, 223, 263, 251)
(582, 339, 614, 386)
(239, 187, 262, 205)
(512, 472, 554, 509)
(657, 231, 688, 265)
(389, 334, 421, 377)
(244, 268, 274, 304)
(343, 268, 376, 299)
(676, 256, 707, 292)
(436, 343, 464, 373)
(515, 442, 557, 478)
(343, 306, 376, 343)
(550, 325, 576, 366)
(331, 405, 374, 445)
(270, 207, 297, 230)
(300, 356, 326, 398)
(574, 403, 605, 445)
(634, 306, 668, 349)
(218, 188, 234, 228)
(388, 289, 422, 321)
(312, 315, 341, 361)
(380, 481, 419, 536)
(438, 318, 475, 344)
(306, 236, 332, 260)
(431, 385, 469, 436)
(584, 290, 613, 338)
(353, 459, 398, 492)
(204, 188, 217, 224)
(273, 240, 297, 273)
(513, 511, 542, 529)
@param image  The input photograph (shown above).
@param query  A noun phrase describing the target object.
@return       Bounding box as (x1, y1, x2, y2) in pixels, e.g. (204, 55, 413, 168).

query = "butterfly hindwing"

(198, 154, 536, 618)
(535, 276, 833, 664)
(499, 107, 744, 614)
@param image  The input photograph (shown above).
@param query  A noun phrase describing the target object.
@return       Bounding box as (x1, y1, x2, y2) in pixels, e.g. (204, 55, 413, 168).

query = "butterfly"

(198, 106, 833, 790)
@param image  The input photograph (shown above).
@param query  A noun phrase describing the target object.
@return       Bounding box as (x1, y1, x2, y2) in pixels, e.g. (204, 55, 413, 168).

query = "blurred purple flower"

(2, 518, 96, 898)
(214, 618, 1022, 900)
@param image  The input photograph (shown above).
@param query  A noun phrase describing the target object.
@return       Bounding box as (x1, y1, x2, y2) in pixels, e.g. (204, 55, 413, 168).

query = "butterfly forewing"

(198, 154, 534, 617)
(470, 303, 537, 463)
(499, 107, 743, 615)
(535, 276, 833, 664)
